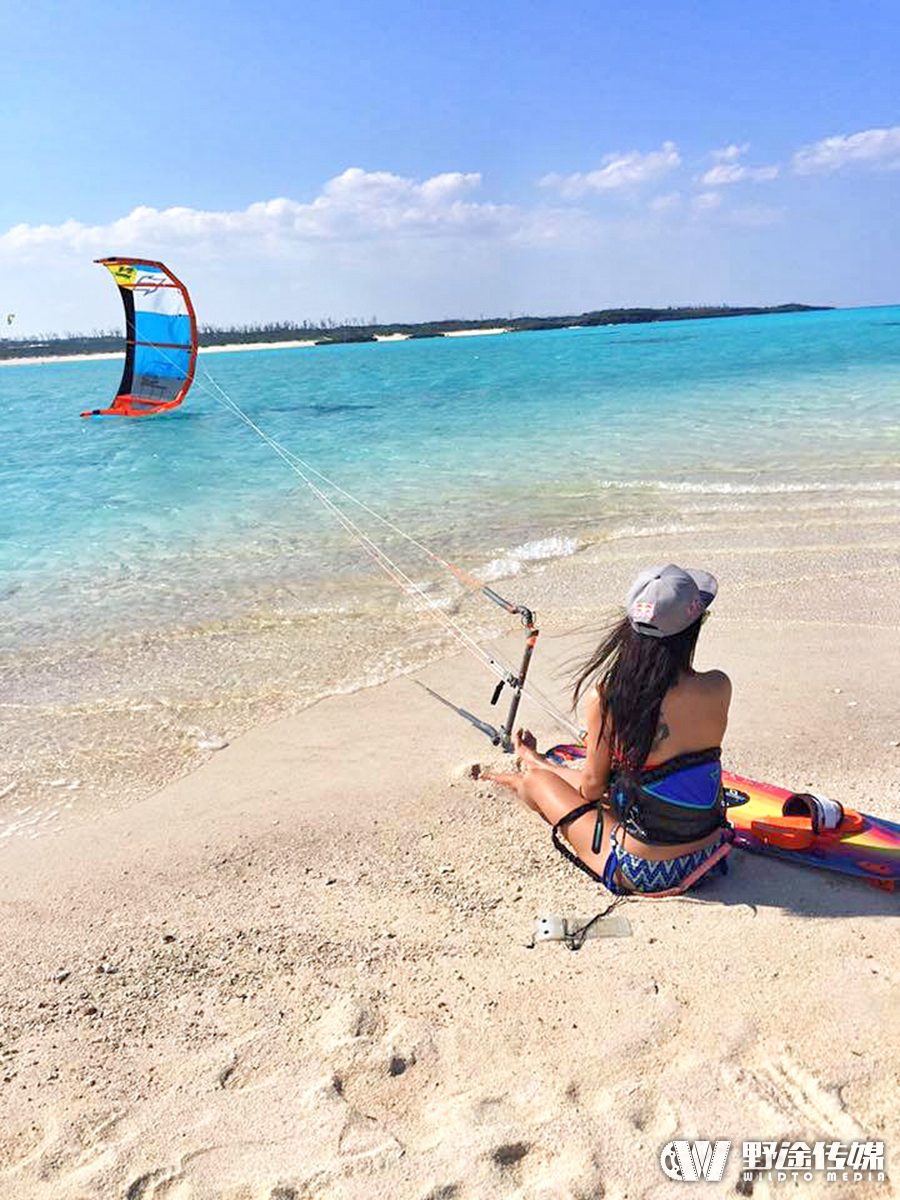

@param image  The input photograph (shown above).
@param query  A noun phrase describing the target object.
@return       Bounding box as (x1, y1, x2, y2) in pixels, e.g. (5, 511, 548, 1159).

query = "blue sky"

(1, 0, 898, 333)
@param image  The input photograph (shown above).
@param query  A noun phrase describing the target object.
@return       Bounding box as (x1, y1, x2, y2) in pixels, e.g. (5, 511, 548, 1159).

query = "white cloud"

(0, 169, 524, 258)
(792, 125, 900, 174)
(686, 191, 784, 226)
(701, 144, 779, 186)
(0, 168, 620, 331)
(711, 143, 750, 162)
(692, 192, 722, 213)
(540, 142, 681, 198)
(701, 162, 779, 186)
(649, 191, 681, 212)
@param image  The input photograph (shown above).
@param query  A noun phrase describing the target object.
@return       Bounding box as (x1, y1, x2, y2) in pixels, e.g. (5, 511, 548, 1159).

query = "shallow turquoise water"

(2, 306, 899, 648)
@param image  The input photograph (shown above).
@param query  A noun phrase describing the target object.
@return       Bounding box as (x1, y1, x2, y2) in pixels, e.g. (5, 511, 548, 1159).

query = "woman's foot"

(481, 729, 544, 796)
(481, 766, 549, 817)
(480, 769, 524, 796)
(514, 728, 545, 769)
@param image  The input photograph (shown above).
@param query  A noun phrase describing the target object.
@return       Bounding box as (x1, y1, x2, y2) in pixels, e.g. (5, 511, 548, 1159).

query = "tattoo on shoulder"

(651, 720, 670, 749)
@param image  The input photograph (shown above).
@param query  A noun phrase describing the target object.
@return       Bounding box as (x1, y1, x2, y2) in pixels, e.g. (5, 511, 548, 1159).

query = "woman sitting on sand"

(486, 564, 732, 895)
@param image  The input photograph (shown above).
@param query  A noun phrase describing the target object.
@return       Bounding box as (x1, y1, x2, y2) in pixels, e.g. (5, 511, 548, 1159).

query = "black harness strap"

(551, 800, 607, 885)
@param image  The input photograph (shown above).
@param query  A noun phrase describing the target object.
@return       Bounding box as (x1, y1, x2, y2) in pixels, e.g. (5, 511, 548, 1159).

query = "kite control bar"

(482, 589, 538, 753)
(418, 586, 539, 753)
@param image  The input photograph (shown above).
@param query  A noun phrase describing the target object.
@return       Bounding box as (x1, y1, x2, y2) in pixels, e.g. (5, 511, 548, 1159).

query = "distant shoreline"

(0, 341, 319, 367)
(0, 328, 519, 367)
(0, 304, 829, 364)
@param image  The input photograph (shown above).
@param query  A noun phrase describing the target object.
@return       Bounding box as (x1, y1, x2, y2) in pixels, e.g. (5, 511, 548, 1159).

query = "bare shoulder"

(584, 684, 604, 719)
(696, 668, 732, 700)
(584, 684, 613, 743)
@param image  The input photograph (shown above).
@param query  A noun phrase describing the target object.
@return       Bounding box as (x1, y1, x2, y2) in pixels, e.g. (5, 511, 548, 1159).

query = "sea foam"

(480, 536, 580, 582)
(596, 478, 900, 495)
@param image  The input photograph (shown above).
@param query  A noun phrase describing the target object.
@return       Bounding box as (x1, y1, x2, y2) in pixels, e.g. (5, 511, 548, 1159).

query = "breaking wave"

(596, 478, 900, 496)
(480, 536, 580, 582)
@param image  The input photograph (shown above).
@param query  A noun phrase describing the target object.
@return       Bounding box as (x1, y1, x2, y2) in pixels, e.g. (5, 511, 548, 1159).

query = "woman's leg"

(483, 765, 616, 878)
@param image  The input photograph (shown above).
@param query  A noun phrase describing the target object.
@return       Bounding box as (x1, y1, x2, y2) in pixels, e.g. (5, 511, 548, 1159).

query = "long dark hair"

(572, 613, 704, 770)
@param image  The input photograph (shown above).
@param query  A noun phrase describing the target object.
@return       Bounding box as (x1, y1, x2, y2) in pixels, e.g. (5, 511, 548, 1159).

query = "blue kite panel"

(134, 344, 191, 381)
(134, 311, 193, 348)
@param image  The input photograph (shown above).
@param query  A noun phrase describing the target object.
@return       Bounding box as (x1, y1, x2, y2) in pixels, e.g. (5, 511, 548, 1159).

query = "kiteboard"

(546, 746, 900, 890)
(722, 771, 899, 889)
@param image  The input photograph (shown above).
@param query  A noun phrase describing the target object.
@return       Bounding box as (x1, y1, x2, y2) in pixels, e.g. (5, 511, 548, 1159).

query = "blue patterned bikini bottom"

(603, 826, 730, 895)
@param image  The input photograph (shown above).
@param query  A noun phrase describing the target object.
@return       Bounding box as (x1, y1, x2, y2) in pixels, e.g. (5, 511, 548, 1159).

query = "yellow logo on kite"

(106, 263, 138, 286)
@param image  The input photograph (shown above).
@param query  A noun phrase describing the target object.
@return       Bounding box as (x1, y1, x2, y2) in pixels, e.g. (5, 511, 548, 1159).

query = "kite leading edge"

(81, 258, 197, 418)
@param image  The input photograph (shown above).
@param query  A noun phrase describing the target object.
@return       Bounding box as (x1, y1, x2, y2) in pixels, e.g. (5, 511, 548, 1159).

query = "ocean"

(1, 306, 899, 826)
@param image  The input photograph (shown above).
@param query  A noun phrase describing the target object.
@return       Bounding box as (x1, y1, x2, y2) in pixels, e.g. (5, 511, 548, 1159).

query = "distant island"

(0, 303, 830, 360)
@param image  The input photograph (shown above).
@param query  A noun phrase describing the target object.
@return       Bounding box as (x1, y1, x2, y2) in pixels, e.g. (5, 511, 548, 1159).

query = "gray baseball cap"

(626, 563, 718, 638)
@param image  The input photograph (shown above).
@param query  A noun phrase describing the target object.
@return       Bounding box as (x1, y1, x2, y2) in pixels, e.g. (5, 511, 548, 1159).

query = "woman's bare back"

(646, 668, 732, 766)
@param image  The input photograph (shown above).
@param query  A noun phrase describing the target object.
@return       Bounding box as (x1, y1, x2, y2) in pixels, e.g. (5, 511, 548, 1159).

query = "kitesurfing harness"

(609, 747, 729, 845)
(548, 746, 733, 896)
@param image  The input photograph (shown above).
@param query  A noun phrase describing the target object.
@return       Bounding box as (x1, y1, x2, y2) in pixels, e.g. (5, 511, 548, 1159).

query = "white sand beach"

(0, 341, 320, 367)
(443, 326, 511, 337)
(201, 340, 319, 354)
(1, 512, 898, 1199)
(0, 350, 126, 367)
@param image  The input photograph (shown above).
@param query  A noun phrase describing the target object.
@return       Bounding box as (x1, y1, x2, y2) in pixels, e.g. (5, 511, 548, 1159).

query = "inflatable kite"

(82, 257, 197, 418)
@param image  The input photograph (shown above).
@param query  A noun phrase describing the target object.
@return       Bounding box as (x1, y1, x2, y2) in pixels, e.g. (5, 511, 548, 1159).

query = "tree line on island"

(0, 304, 828, 359)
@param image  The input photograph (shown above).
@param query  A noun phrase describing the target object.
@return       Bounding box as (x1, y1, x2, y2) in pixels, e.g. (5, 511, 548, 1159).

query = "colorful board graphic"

(722, 771, 900, 888)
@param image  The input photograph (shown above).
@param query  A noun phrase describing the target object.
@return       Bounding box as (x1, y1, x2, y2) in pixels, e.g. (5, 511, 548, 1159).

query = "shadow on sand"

(684, 849, 898, 919)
